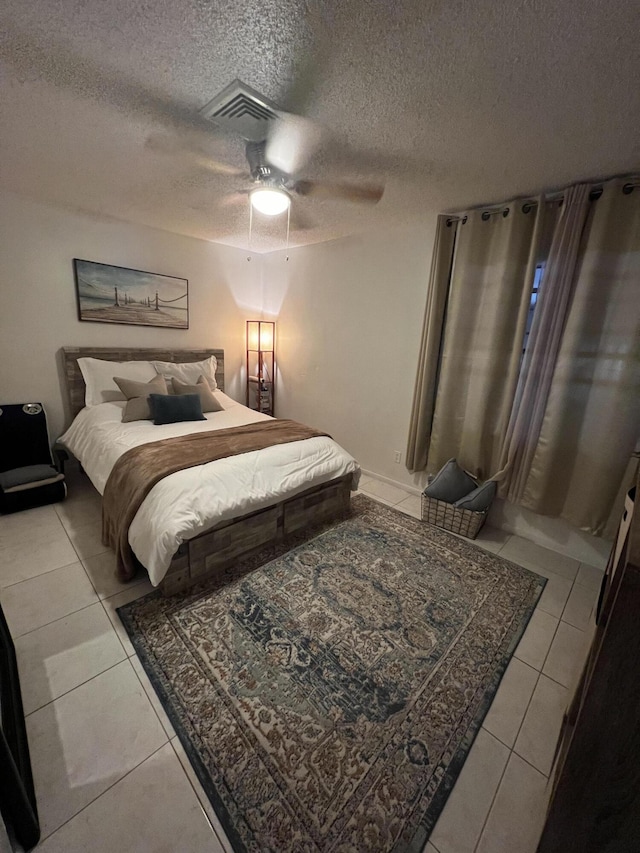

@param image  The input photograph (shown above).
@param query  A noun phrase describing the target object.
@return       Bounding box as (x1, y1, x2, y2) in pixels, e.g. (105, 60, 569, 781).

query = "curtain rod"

(446, 179, 640, 226)
(522, 186, 602, 214)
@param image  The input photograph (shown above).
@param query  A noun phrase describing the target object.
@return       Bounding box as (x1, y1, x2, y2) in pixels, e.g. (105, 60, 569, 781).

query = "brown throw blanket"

(102, 419, 329, 581)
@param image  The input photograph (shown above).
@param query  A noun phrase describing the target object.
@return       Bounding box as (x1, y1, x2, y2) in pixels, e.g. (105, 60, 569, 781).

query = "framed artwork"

(73, 259, 189, 329)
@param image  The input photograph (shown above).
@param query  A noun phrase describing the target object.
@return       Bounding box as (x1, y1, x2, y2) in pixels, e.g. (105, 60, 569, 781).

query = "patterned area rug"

(119, 495, 545, 853)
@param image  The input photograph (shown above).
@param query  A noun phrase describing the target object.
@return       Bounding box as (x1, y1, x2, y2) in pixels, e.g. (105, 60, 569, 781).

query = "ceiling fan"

(150, 79, 385, 221)
(1, 24, 388, 228)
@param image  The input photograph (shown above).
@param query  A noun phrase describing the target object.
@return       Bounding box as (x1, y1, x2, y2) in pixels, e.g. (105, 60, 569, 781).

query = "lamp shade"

(259, 323, 274, 351)
(246, 320, 276, 415)
(250, 187, 290, 216)
(247, 320, 275, 352)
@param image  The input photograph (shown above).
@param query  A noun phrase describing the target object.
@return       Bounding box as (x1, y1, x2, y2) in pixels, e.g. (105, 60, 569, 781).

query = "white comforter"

(59, 392, 360, 585)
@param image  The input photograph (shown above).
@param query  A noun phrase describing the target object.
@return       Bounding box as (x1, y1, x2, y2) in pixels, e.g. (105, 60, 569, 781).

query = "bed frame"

(61, 347, 353, 595)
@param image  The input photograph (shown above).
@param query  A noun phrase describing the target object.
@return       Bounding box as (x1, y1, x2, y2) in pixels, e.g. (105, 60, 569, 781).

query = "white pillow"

(152, 356, 218, 390)
(78, 357, 157, 407)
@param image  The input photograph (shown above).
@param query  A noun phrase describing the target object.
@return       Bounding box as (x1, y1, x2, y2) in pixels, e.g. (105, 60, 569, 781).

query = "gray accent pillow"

(423, 458, 477, 503)
(454, 480, 497, 512)
(149, 393, 206, 425)
(171, 376, 223, 413)
(0, 464, 64, 492)
(114, 374, 168, 422)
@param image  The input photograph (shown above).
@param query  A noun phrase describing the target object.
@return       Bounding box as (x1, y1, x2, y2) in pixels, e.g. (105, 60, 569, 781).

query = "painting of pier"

(73, 259, 189, 328)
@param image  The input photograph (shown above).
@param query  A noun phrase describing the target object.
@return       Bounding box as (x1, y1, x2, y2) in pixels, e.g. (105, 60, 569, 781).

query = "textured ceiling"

(1, 0, 639, 252)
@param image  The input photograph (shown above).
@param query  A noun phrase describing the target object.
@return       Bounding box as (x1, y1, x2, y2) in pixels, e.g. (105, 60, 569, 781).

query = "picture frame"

(73, 259, 189, 329)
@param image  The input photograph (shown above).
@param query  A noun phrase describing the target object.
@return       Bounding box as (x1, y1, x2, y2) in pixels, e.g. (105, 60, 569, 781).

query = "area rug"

(118, 495, 545, 853)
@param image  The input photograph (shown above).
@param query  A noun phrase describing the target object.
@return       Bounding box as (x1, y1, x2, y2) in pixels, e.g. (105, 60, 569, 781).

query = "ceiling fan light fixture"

(250, 187, 290, 216)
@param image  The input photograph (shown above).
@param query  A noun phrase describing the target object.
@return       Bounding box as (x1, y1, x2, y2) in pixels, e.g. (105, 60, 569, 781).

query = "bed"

(59, 347, 360, 595)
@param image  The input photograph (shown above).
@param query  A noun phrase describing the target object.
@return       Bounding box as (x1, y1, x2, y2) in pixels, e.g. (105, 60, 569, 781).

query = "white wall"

(0, 191, 261, 438)
(262, 223, 438, 487)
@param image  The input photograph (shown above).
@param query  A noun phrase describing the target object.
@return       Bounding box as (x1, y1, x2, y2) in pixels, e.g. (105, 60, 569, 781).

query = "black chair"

(0, 403, 66, 514)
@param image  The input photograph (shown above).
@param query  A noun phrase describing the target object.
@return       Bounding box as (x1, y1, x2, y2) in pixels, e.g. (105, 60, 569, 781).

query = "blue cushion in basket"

(423, 458, 477, 503)
(454, 480, 497, 512)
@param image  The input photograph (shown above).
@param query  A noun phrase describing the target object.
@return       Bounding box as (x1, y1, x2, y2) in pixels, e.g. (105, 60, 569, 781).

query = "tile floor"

(0, 467, 604, 852)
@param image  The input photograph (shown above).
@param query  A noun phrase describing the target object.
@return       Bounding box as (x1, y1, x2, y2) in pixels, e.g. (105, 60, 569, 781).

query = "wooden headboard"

(62, 347, 225, 419)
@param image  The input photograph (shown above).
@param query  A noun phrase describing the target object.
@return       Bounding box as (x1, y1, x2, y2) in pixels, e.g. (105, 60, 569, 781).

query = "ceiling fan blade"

(145, 133, 248, 177)
(265, 113, 324, 176)
(293, 179, 385, 205)
(263, 6, 332, 174)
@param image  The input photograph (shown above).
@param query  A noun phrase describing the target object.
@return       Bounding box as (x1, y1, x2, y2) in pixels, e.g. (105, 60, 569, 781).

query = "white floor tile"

(396, 494, 422, 518)
(26, 659, 167, 839)
(513, 609, 559, 671)
(476, 753, 549, 853)
(514, 674, 568, 776)
(63, 519, 109, 561)
(575, 562, 605, 590)
(430, 729, 509, 853)
(542, 621, 589, 689)
(101, 580, 155, 656)
(54, 476, 103, 528)
(0, 530, 79, 588)
(36, 743, 223, 852)
(535, 573, 573, 619)
(0, 562, 99, 638)
(561, 582, 598, 631)
(357, 475, 375, 490)
(55, 496, 103, 530)
(171, 736, 233, 853)
(130, 655, 176, 738)
(361, 493, 396, 508)
(473, 526, 511, 554)
(482, 657, 539, 749)
(0, 505, 63, 548)
(359, 479, 411, 505)
(83, 550, 148, 599)
(15, 604, 125, 714)
(499, 536, 579, 582)
(424, 844, 440, 853)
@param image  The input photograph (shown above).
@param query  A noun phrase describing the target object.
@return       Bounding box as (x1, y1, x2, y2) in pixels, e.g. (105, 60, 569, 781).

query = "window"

(522, 263, 544, 356)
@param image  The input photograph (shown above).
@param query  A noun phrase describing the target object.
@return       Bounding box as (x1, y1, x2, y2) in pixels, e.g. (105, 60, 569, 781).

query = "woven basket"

(421, 494, 488, 539)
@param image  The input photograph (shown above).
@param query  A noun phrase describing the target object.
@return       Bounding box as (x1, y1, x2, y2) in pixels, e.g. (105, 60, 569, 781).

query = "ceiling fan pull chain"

(285, 205, 291, 262)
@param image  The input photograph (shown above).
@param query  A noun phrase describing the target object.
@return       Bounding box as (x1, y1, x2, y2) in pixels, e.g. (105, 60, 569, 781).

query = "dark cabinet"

(538, 468, 640, 852)
(0, 604, 40, 850)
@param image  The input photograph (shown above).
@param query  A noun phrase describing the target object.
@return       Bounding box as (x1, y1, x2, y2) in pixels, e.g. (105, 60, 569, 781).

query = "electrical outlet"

(394, 451, 402, 463)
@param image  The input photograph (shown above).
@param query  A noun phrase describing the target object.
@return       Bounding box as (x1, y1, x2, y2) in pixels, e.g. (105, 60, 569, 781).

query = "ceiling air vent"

(200, 80, 279, 143)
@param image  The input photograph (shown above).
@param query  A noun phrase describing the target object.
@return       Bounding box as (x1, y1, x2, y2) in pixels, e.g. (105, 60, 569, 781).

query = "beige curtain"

(405, 216, 457, 470)
(498, 184, 592, 500)
(425, 203, 548, 480)
(517, 179, 640, 538)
